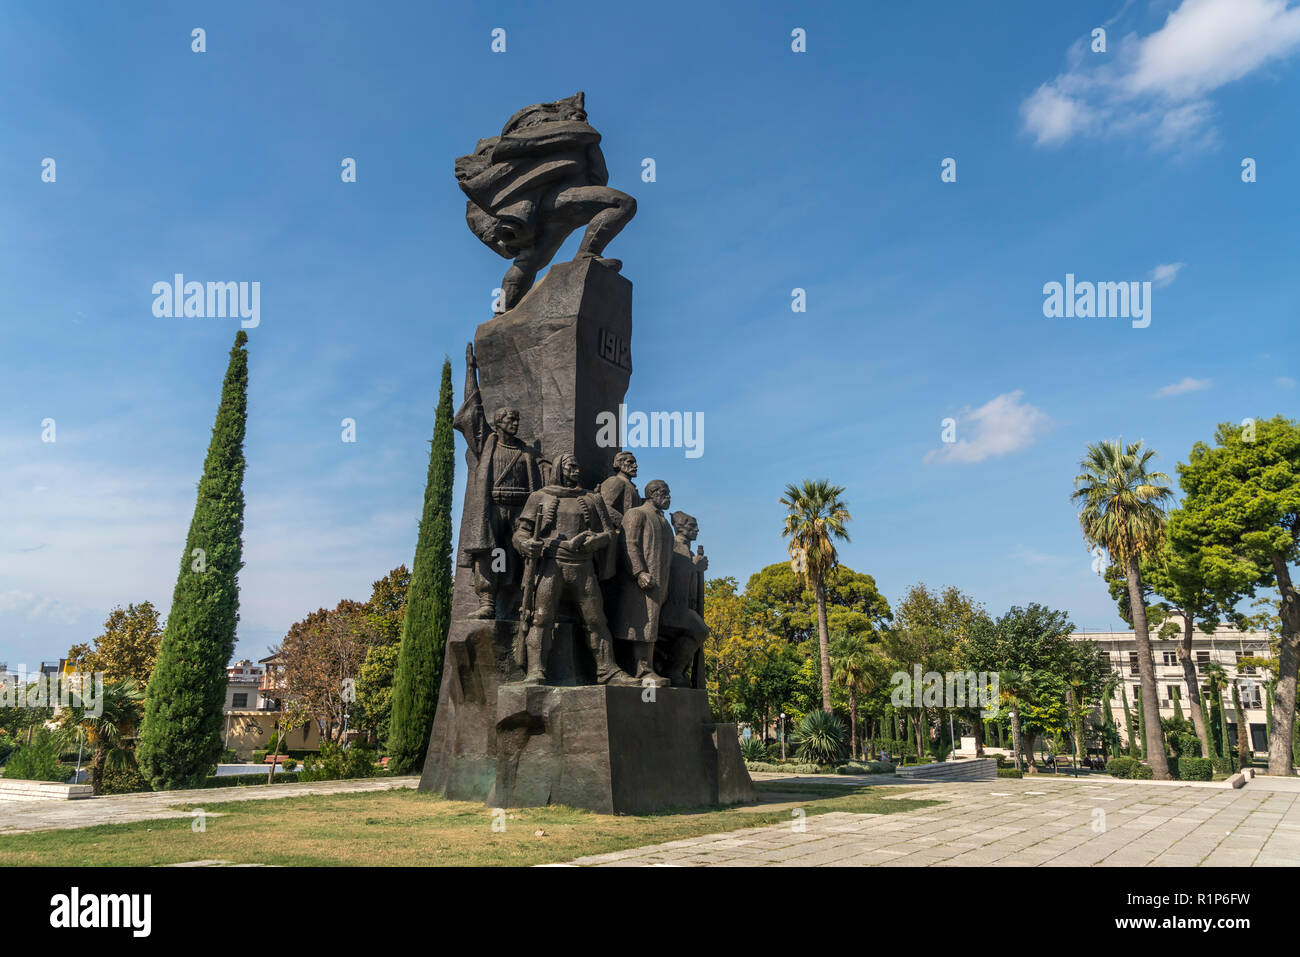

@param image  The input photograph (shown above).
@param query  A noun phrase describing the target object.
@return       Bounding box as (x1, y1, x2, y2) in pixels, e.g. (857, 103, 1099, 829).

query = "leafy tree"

(965, 604, 1076, 772)
(1073, 439, 1174, 779)
(281, 600, 377, 743)
(1203, 661, 1231, 765)
(65, 602, 164, 686)
(354, 643, 400, 749)
(1174, 416, 1300, 775)
(137, 331, 249, 790)
(743, 563, 891, 645)
(779, 480, 852, 713)
(365, 565, 411, 647)
(388, 358, 456, 773)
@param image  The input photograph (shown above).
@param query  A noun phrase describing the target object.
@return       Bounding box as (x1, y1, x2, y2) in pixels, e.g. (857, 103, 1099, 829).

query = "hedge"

(835, 760, 896, 775)
(202, 771, 301, 789)
(1175, 757, 1213, 781)
(997, 768, 1023, 779)
(744, 761, 822, 774)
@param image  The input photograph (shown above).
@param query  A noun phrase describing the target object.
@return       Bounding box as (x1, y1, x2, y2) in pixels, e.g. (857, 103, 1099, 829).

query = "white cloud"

(1153, 376, 1212, 398)
(1022, 0, 1300, 148)
(1278, 376, 1297, 388)
(1150, 262, 1186, 287)
(925, 391, 1051, 465)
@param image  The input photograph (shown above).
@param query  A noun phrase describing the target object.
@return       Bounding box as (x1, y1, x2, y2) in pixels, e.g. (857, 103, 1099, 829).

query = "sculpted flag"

(454, 91, 635, 310)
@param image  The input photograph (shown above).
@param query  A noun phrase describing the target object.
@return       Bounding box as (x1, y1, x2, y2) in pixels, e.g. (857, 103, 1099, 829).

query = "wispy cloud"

(926, 391, 1051, 464)
(1022, 0, 1300, 149)
(1278, 376, 1297, 389)
(1153, 376, 1212, 398)
(1150, 262, 1186, 287)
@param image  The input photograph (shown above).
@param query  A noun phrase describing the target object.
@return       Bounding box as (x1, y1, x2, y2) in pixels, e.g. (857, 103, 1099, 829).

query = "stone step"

(0, 779, 93, 800)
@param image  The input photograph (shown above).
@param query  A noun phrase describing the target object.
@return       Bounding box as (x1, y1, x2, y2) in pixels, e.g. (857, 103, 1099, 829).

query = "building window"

(1196, 651, 1211, 671)
(1166, 685, 1181, 700)
(1236, 652, 1256, 675)
(1241, 683, 1262, 709)
(1128, 652, 1140, 675)
(232, 692, 248, 708)
(1162, 651, 1178, 667)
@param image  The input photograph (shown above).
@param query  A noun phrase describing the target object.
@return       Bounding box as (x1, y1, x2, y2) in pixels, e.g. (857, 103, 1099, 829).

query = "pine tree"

(387, 357, 456, 774)
(137, 331, 248, 790)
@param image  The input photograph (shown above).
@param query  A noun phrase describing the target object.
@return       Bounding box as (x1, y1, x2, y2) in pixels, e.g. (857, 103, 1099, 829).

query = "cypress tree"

(1172, 694, 1184, 724)
(1121, 686, 1138, 758)
(1102, 697, 1117, 759)
(1134, 693, 1146, 759)
(388, 357, 456, 774)
(137, 331, 248, 790)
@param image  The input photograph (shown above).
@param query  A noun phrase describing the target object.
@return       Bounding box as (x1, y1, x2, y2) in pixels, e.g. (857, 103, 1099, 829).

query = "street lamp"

(779, 712, 786, 761)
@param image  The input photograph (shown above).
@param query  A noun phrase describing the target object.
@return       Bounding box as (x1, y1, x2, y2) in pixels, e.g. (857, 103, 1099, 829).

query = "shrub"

(100, 754, 152, 795)
(2, 730, 67, 782)
(299, 742, 377, 782)
(219, 748, 238, 763)
(997, 768, 1023, 779)
(0, 737, 15, 765)
(792, 711, 848, 765)
(1106, 756, 1140, 778)
(1133, 763, 1154, 780)
(1178, 757, 1213, 781)
(739, 737, 767, 762)
(251, 749, 268, 764)
(1171, 734, 1201, 758)
(280, 758, 298, 772)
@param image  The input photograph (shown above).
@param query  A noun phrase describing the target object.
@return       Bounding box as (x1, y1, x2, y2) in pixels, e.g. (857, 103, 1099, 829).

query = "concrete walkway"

(0, 776, 419, 835)
(568, 777, 1300, 866)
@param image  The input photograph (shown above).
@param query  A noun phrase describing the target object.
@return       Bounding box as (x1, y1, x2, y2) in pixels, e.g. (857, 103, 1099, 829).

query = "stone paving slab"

(568, 778, 1300, 867)
(0, 776, 420, 834)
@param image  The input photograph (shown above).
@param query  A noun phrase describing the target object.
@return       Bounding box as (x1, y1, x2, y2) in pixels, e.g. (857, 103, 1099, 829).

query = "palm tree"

(780, 479, 852, 714)
(1073, 439, 1174, 779)
(830, 635, 877, 760)
(60, 678, 144, 794)
(999, 669, 1030, 773)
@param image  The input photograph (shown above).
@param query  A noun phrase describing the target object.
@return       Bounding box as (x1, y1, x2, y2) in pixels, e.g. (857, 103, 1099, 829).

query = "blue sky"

(2, 0, 1297, 667)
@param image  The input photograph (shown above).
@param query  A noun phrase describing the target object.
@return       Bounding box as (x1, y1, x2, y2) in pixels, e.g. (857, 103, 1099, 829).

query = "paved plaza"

(3, 772, 1298, 866)
(568, 775, 1300, 867)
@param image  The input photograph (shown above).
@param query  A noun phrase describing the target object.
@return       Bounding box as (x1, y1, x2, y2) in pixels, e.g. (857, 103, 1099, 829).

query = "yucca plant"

(739, 736, 767, 762)
(792, 710, 848, 765)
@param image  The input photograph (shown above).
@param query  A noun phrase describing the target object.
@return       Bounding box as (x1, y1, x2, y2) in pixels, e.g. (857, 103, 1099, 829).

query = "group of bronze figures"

(454, 345, 708, 689)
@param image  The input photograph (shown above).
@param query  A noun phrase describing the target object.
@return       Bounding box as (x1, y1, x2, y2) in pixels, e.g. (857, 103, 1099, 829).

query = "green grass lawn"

(0, 782, 936, 867)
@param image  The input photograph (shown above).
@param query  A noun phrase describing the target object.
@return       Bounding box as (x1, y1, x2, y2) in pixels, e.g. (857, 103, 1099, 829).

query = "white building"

(1072, 620, 1272, 755)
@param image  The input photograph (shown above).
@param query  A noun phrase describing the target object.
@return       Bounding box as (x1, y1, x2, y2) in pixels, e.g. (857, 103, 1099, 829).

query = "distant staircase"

(895, 758, 997, 782)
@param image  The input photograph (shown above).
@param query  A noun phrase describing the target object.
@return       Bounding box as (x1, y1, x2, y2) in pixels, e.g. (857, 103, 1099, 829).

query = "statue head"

(493, 407, 520, 437)
(612, 450, 638, 478)
(645, 480, 671, 511)
(555, 452, 582, 488)
(503, 91, 586, 135)
(671, 510, 699, 542)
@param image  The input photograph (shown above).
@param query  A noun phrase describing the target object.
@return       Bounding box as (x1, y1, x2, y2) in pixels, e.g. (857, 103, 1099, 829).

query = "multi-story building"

(1072, 620, 1272, 755)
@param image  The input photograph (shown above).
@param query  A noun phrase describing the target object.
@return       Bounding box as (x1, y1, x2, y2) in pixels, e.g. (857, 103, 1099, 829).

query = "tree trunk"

(91, 748, 107, 796)
(1177, 613, 1211, 758)
(848, 688, 859, 761)
(915, 708, 925, 759)
(1268, 556, 1299, 776)
(1010, 705, 1022, 772)
(1022, 730, 1037, 773)
(815, 579, 833, 713)
(1067, 688, 1083, 766)
(1125, 556, 1171, 779)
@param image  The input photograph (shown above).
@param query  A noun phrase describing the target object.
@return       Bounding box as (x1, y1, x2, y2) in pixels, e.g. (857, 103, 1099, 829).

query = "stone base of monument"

(418, 616, 757, 813)
(489, 685, 756, 815)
